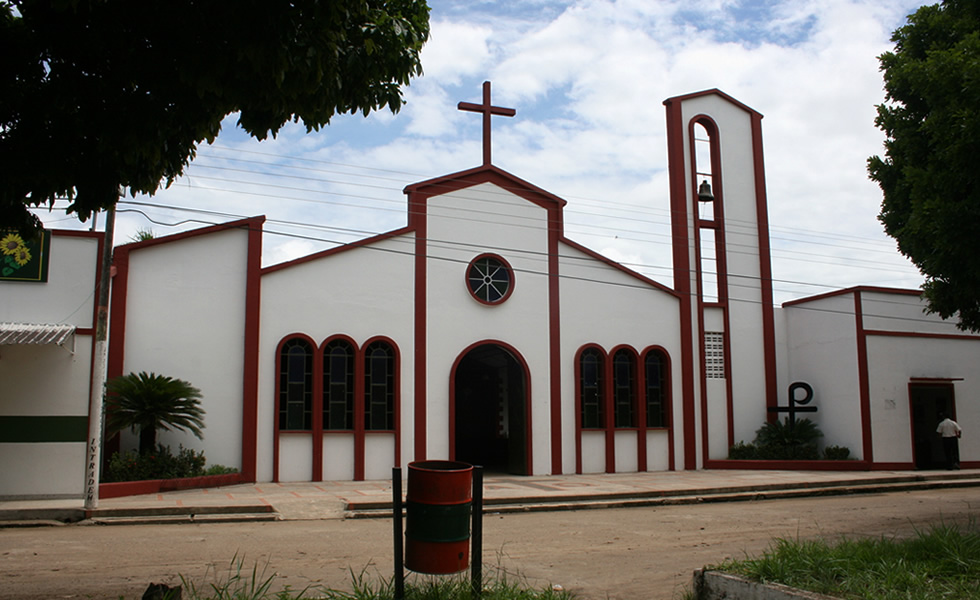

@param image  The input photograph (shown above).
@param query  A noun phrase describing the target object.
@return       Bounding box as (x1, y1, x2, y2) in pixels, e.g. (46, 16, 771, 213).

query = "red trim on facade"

(261, 226, 414, 275)
(99, 472, 244, 500)
(854, 291, 874, 464)
(751, 113, 780, 418)
(870, 462, 915, 471)
(240, 219, 263, 482)
(548, 210, 564, 475)
(105, 243, 129, 462)
(865, 329, 980, 341)
(448, 340, 533, 474)
(404, 165, 567, 212)
(412, 193, 428, 462)
(558, 237, 680, 297)
(782, 285, 923, 308)
(664, 89, 764, 118)
(705, 459, 871, 471)
(663, 96, 698, 470)
(106, 246, 130, 381)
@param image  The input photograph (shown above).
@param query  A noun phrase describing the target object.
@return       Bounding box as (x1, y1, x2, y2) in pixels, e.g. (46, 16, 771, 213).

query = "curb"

(692, 569, 840, 599)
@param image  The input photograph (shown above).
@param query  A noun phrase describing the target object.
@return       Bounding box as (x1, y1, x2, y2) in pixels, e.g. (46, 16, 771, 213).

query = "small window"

(612, 350, 636, 428)
(279, 338, 313, 430)
(364, 341, 395, 431)
(467, 254, 514, 304)
(579, 348, 605, 429)
(323, 339, 355, 430)
(705, 332, 725, 379)
(645, 350, 667, 428)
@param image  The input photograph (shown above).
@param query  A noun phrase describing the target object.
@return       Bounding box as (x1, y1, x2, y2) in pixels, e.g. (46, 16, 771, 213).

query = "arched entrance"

(452, 343, 529, 475)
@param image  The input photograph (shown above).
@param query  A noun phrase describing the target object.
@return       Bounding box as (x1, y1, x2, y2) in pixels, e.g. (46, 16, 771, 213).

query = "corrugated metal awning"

(0, 323, 76, 353)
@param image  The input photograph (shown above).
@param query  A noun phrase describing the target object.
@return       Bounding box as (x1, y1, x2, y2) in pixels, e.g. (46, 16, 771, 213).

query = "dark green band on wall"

(0, 416, 88, 443)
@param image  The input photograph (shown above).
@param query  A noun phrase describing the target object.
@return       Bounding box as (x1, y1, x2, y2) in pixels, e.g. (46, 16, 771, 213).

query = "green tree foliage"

(0, 0, 430, 235)
(868, 1, 980, 331)
(105, 371, 205, 455)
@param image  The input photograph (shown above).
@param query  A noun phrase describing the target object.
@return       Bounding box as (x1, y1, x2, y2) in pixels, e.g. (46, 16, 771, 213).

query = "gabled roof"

(782, 286, 922, 308)
(404, 164, 567, 211)
(662, 88, 763, 118)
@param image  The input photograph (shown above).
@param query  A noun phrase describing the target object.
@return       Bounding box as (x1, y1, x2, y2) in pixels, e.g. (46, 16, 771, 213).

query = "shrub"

(823, 445, 851, 460)
(728, 441, 759, 459)
(729, 418, 825, 460)
(205, 464, 239, 476)
(104, 444, 207, 482)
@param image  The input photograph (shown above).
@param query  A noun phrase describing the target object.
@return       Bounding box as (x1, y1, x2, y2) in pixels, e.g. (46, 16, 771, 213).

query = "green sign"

(1, 230, 51, 282)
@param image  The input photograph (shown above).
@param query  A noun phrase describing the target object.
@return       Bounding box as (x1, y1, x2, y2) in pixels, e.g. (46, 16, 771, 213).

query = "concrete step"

(344, 475, 980, 519)
(83, 512, 280, 526)
(80, 503, 279, 526)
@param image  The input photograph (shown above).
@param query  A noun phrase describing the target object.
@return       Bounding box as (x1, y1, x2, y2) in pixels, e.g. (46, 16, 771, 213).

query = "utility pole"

(84, 204, 115, 510)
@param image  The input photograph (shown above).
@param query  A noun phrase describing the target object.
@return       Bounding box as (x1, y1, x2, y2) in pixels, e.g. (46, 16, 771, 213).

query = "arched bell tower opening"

(451, 343, 529, 475)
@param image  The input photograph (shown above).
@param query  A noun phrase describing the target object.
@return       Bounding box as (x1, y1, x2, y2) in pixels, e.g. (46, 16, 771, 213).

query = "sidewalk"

(3, 468, 980, 526)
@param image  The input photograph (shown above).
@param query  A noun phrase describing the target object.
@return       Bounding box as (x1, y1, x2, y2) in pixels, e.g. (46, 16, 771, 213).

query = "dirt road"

(2, 487, 977, 600)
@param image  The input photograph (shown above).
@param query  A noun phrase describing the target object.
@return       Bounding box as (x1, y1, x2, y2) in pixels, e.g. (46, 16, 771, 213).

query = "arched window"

(579, 347, 605, 429)
(323, 339, 355, 430)
(644, 350, 668, 428)
(364, 341, 395, 431)
(612, 349, 636, 428)
(279, 338, 313, 431)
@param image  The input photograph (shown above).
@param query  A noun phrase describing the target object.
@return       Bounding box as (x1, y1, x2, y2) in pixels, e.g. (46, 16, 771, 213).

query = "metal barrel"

(404, 460, 473, 574)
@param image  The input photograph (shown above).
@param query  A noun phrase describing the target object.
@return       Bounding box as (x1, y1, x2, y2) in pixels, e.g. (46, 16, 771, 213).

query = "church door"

(910, 383, 955, 470)
(452, 344, 528, 475)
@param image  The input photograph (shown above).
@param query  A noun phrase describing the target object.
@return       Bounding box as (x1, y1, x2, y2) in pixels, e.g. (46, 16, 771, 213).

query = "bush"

(205, 464, 239, 476)
(728, 441, 759, 459)
(104, 444, 207, 482)
(823, 445, 851, 460)
(728, 418, 826, 460)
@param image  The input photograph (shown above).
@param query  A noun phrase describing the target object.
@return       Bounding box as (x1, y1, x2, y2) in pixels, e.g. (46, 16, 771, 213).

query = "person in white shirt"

(936, 412, 963, 470)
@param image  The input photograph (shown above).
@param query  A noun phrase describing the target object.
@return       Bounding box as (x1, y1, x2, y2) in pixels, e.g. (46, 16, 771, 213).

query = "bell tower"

(663, 90, 778, 468)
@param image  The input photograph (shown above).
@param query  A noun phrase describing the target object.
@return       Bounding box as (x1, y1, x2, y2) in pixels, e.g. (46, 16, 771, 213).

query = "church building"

(2, 88, 977, 498)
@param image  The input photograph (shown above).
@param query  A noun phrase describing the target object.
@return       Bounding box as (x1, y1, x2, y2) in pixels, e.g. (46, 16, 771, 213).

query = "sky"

(34, 0, 928, 305)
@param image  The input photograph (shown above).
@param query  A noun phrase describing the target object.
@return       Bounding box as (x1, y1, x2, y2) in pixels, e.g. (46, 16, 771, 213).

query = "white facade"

(0, 231, 103, 498)
(5, 89, 979, 498)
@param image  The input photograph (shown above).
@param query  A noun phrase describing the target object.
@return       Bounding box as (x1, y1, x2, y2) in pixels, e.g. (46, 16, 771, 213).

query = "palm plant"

(105, 371, 205, 454)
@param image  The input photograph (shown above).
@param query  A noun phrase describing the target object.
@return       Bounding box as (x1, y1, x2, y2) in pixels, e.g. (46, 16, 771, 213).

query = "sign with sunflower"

(1, 230, 52, 282)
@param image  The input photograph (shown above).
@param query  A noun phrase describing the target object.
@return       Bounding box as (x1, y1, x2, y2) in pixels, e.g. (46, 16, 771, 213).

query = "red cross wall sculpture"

(457, 81, 516, 166)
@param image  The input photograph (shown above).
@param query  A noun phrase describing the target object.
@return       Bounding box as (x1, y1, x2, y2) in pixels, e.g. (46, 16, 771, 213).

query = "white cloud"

(35, 0, 928, 302)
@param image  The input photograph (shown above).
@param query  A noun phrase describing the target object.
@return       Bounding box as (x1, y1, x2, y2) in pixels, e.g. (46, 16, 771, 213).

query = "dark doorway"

(910, 383, 955, 470)
(453, 344, 528, 475)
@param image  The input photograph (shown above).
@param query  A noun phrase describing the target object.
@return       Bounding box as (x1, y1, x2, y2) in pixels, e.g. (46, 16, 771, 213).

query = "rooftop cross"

(457, 81, 516, 166)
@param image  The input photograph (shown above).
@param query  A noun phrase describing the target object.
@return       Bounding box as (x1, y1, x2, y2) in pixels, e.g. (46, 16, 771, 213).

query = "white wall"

(781, 294, 864, 457)
(120, 228, 250, 468)
(258, 233, 416, 482)
(0, 233, 100, 498)
(0, 234, 99, 327)
(559, 242, 682, 473)
(424, 183, 552, 473)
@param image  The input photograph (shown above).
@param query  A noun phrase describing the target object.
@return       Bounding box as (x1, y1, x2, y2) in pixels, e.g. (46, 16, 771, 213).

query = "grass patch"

(714, 519, 980, 599)
(174, 556, 571, 600)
